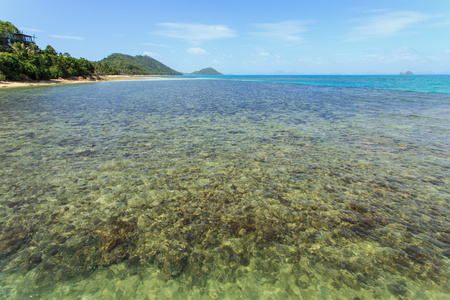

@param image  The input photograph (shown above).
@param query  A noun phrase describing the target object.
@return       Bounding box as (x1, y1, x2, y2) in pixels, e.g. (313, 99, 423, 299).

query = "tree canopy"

(0, 41, 94, 81)
(0, 20, 94, 81)
(97, 53, 181, 75)
(0, 20, 19, 34)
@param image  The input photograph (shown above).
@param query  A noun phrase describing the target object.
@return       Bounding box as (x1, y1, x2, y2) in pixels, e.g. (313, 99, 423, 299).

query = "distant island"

(400, 71, 414, 75)
(190, 67, 223, 75)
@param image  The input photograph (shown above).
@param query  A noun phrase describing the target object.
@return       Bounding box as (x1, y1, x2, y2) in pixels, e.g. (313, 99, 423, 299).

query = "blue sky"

(2, 0, 450, 74)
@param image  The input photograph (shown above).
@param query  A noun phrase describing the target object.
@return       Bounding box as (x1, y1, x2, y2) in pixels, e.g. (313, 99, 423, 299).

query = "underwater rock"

(52, 266, 75, 282)
(0, 225, 34, 255)
(296, 274, 310, 288)
(100, 217, 138, 266)
(125, 256, 141, 268)
(349, 202, 369, 214)
(57, 138, 82, 147)
(159, 251, 188, 278)
(404, 245, 430, 264)
(73, 150, 98, 157)
(387, 281, 409, 296)
(217, 244, 249, 269)
(188, 251, 209, 276)
(23, 132, 36, 139)
(27, 252, 43, 270)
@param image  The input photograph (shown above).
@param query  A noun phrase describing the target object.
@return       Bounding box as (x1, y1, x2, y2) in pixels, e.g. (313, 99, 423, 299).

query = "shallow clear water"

(0, 79, 449, 299)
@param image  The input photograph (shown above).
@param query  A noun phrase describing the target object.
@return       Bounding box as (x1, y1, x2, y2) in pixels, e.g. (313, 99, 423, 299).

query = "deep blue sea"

(0, 75, 449, 299)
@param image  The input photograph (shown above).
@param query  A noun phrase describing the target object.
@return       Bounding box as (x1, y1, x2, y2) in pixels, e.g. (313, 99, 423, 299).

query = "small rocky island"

(400, 71, 414, 75)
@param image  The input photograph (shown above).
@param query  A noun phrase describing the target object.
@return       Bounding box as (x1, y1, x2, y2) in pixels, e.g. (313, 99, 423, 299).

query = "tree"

(0, 20, 19, 34)
(0, 20, 19, 47)
(27, 43, 40, 55)
(44, 45, 57, 56)
(10, 42, 26, 58)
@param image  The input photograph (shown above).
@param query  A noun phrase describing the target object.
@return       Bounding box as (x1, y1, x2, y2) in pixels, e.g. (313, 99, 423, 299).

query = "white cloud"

(143, 51, 161, 58)
(154, 23, 236, 43)
(143, 43, 172, 48)
(362, 54, 385, 60)
(186, 47, 209, 55)
(346, 11, 432, 41)
(298, 57, 324, 65)
(387, 47, 424, 63)
(254, 48, 280, 58)
(49, 34, 83, 40)
(250, 21, 306, 43)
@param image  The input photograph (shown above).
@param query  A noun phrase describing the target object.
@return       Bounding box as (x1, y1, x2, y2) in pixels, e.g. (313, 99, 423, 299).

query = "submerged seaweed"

(0, 80, 449, 299)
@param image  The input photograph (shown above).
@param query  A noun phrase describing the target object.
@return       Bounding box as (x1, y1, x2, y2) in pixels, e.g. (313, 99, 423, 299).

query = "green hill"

(98, 53, 181, 75)
(190, 67, 223, 75)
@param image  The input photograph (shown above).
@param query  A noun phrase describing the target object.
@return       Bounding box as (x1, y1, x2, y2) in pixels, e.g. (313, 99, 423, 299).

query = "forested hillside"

(98, 53, 182, 75)
(190, 67, 223, 75)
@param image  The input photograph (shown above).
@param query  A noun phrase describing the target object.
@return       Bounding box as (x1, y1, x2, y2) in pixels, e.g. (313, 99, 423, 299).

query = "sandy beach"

(0, 75, 178, 89)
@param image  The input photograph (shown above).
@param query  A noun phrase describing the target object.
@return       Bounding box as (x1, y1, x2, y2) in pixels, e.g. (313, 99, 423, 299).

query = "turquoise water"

(186, 74, 450, 94)
(0, 77, 449, 299)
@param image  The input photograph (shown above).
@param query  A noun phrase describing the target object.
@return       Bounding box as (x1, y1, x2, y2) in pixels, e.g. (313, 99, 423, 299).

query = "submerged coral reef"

(0, 80, 448, 299)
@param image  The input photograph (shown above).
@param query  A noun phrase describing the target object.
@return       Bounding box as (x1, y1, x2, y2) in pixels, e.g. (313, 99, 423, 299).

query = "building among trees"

(0, 20, 36, 48)
(1, 31, 36, 48)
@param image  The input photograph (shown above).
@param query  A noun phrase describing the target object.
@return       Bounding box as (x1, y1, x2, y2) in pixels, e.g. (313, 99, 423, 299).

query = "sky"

(2, 0, 450, 74)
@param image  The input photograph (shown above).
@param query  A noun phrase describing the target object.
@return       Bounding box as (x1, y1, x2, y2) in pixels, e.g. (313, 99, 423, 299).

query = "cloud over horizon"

(345, 11, 432, 41)
(250, 21, 307, 43)
(49, 34, 83, 40)
(154, 23, 236, 43)
(186, 47, 209, 55)
(143, 51, 161, 58)
(143, 43, 172, 48)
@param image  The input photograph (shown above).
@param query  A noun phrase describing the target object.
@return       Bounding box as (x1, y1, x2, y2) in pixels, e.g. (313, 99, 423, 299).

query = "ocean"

(0, 75, 449, 299)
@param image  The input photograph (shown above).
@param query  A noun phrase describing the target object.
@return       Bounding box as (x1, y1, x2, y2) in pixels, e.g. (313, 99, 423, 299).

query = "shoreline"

(0, 75, 179, 89)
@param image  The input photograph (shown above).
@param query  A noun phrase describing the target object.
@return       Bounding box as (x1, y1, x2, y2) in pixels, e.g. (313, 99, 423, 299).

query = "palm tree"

(26, 43, 39, 55)
(10, 42, 26, 58)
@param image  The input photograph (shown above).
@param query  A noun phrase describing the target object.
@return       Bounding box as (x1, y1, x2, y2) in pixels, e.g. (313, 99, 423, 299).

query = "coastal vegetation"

(97, 53, 182, 75)
(0, 20, 94, 81)
(0, 43, 95, 81)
